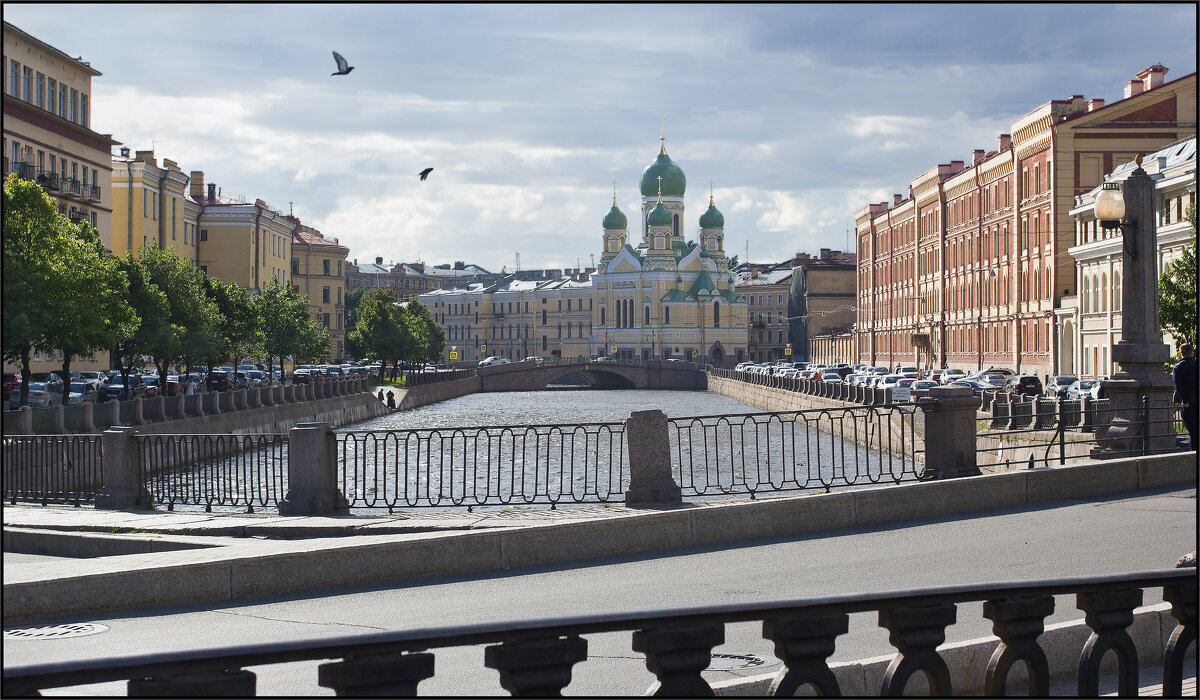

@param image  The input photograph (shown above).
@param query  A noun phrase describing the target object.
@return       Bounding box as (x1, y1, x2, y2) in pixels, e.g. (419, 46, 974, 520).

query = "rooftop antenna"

(515, 251, 520, 273)
(289, 202, 294, 216)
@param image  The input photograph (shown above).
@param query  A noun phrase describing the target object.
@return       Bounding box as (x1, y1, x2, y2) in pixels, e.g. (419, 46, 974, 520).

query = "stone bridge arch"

(477, 359, 706, 392)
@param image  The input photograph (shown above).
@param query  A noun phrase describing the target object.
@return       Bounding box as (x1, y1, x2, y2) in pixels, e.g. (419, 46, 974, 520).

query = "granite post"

(279, 422, 350, 515)
(95, 427, 152, 509)
(917, 385, 981, 478)
(624, 409, 682, 507)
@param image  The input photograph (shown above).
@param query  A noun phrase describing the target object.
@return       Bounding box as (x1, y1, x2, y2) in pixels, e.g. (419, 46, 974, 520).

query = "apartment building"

(345, 257, 440, 301)
(735, 264, 792, 363)
(855, 64, 1196, 377)
(3, 22, 119, 251)
(188, 173, 294, 291)
(1063, 136, 1196, 379)
(110, 149, 195, 260)
(292, 222, 350, 361)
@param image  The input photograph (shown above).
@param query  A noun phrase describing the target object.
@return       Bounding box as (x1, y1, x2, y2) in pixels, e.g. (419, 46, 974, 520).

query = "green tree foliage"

(1158, 203, 1197, 348)
(203, 276, 261, 380)
(405, 299, 445, 364)
(140, 245, 220, 393)
(343, 287, 367, 359)
(347, 289, 413, 381)
(109, 253, 171, 397)
(256, 278, 329, 379)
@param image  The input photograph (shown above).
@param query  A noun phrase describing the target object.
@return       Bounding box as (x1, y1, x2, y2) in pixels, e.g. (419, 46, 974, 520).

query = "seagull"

(419, 167, 434, 181)
(331, 51, 354, 76)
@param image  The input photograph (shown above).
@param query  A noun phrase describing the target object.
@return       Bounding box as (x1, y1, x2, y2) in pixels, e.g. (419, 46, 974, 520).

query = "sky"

(6, 4, 1196, 272)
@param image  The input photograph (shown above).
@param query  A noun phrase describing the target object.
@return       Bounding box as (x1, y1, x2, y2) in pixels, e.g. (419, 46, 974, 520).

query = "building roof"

(292, 228, 344, 248)
(3, 22, 102, 76)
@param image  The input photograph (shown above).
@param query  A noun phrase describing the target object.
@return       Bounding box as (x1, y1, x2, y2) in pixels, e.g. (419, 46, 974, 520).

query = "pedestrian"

(386, 391, 396, 410)
(377, 389, 385, 401)
(184, 376, 196, 396)
(1172, 343, 1198, 451)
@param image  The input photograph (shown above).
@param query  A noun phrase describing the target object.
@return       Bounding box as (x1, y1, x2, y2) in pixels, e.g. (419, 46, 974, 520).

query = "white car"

(940, 369, 967, 384)
(478, 356, 510, 367)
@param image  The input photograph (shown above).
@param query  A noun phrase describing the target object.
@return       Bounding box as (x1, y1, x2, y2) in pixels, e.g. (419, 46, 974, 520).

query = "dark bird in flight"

(331, 51, 354, 76)
(419, 168, 434, 181)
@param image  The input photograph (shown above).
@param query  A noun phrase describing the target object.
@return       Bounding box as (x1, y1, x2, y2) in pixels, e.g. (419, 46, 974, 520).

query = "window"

(713, 302, 721, 328)
(600, 308, 605, 325)
(664, 307, 670, 324)
(21, 66, 32, 102)
(323, 259, 330, 275)
(143, 189, 147, 217)
(9, 60, 18, 97)
(35, 72, 43, 107)
(152, 192, 157, 220)
(644, 306, 650, 325)
(70, 88, 78, 123)
(171, 200, 177, 239)
(200, 229, 208, 241)
(82, 168, 88, 187)
(80, 94, 88, 128)
(47, 78, 56, 113)
(59, 84, 68, 119)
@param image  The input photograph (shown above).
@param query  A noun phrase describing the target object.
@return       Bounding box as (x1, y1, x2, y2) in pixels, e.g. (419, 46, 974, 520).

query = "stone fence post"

(95, 427, 152, 509)
(916, 385, 981, 479)
(16, 405, 32, 433)
(624, 410, 682, 507)
(279, 422, 349, 515)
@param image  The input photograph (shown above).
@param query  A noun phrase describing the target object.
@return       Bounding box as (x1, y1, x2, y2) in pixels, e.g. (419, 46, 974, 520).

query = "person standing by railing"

(1171, 343, 1197, 451)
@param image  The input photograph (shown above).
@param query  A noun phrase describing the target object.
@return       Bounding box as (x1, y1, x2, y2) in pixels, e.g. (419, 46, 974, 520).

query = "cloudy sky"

(6, 4, 1196, 271)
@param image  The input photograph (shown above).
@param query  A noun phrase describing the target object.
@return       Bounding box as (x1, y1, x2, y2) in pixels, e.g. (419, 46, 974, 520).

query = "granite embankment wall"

(394, 376, 482, 411)
(137, 392, 389, 435)
(707, 372, 926, 456)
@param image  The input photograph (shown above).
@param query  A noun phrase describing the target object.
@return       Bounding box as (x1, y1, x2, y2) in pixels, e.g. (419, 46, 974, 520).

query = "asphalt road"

(6, 485, 1196, 696)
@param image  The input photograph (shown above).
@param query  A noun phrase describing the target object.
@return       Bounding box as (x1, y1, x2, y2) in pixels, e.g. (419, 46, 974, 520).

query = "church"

(592, 132, 748, 365)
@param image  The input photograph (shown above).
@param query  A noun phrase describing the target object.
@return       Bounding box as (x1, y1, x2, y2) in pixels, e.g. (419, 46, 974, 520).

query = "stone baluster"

(318, 651, 435, 696)
(632, 623, 724, 696)
(1076, 588, 1142, 696)
(878, 604, 956, 695)
(95, 427, 151, 510)
(981, 595, 1055, 696)
(483, 636, 588, 696)
(763, 612, 849, 696)
(279, 422, 349, 515)
(1162, 575, 1197, 697)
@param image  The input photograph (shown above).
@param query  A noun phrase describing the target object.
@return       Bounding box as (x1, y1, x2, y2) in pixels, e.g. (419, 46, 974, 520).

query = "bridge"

(475, 357, 706, 392)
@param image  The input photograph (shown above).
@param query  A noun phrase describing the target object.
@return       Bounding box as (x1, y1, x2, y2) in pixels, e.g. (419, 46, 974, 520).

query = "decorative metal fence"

(137, 434, 287, 512)
(2, 434, 103, 506)
(337, 422, 627, 511)
(668, 406, 925, 498)
(4, 568, 1194, 697)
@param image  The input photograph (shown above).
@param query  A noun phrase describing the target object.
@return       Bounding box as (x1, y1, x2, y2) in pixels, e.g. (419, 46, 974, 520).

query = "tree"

(405, 299, 445, 365)
(347, 289, 412, 382)
(257, 278, 329, 380)
(1159, 204, 1197, 348)
(109, 253, 171, 398)
(137, 245, 219, 393)
(343, 287, 368, 359)
(42, 221, 137, 404)
(203, 276, 260, 381)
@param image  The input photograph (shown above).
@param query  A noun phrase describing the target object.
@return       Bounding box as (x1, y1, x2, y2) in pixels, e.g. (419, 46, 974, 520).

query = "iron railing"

(2, 434, 103, 506)
(137, 434, 287, 513)
(3, 568, 1194, 696)
(977, 396, 1187, 470)
(337, 422, 627, 510)
(402, 368, 475, 386)
(668, 407, 924, 498)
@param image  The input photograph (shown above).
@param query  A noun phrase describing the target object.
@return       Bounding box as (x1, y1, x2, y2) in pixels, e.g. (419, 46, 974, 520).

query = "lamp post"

(970, 268, 996, 371)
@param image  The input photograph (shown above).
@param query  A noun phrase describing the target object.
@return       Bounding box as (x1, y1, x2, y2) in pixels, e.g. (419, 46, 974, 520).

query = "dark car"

(104, 374, 147, 400)
(1006, 375, 1043, 397)
(291, 369, 313, 384)
(4, 373, 22, 393)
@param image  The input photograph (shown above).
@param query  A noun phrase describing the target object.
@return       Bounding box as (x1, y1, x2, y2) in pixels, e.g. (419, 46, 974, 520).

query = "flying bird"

(331, 51, 354, 76)
(419, 168, 434, 181)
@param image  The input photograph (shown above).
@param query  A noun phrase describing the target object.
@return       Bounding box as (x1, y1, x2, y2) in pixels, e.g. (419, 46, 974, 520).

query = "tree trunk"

(18, 344, 32, 408)
(60, 355, 73, 405)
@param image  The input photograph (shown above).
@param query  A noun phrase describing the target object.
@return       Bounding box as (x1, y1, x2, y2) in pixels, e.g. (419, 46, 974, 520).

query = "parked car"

(3, 372, 21, 395)
(939, 368, 967, 384)
(104, 374, 147, 400)
(21, 382, 62, 410)
(523, 356, 545, 365)
(77, 370, 110, 390)
(30, 372, 65, 392)
(892, 378, 917, 402)
(479, 356, 509, 367)
(1006, 375, 1044, 397)
(325, 365, 345, 376)
(877, 374, 905, 389)
(977, 374, 1008, 389)
(67, 382, 98, 405)
(1066, 379, 1097, 400)
(291, 368, 313, 384)
(244, 370, 266, 386)
(910, 380, 941, 399)
(1047, 375, 1078, 399)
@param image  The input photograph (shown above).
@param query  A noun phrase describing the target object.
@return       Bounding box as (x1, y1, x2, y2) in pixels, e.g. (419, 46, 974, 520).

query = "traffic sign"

(449, 351, 458, 360)
(610, 346, 617, 353)
(481, 344, 487, 352)
(784, 347, 792, 355)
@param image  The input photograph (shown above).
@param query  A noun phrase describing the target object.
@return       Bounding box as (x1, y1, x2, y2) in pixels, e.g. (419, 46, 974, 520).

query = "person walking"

(386, 391, 396, 410)
(184, 376, 196, 396)
(1172, 343, 1198, 451)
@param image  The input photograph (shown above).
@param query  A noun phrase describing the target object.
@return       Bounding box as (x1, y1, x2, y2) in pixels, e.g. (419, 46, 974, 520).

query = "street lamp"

(1095, 181, 1137, 259)
(971, 267, 997, 371)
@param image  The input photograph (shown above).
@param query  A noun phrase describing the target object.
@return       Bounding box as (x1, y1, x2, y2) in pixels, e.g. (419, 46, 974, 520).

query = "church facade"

(592, 134, 747, 364)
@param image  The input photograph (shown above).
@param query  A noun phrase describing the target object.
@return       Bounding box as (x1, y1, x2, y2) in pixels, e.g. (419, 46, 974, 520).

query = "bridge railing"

(4, 568, 1194, 696)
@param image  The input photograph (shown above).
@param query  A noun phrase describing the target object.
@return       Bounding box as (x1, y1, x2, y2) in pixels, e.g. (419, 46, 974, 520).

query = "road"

(5, 485, 1195, 696)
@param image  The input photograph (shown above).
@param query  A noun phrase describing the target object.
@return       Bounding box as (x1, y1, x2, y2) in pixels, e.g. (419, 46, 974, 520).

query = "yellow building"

(189, 172, 294, 292)
(3, 21, 120, 374)
(110, 149, 194, 261)
(291, 223, 350, 361)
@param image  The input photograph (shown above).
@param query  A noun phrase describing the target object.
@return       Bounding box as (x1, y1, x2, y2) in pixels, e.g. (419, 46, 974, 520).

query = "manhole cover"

(706, 652, 780, 671)
(4, 623, 109, 640)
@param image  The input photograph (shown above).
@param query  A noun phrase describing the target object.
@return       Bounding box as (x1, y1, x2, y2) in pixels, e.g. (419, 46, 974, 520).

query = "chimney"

(820, 248, 832, 259)
(1086, 98, 1105, 112)
(375, 256, 383, 265)
(1124, 79, 1144, 98)
(751, 266, 759, 279)
(998, 134, 1012, 151)
(119, 146, 130, 158)
(134, 150, 155, 164)
(190, 171, 204, 199)
(893, 194, 903, 207)
(972, 149, 986, 165)
(207, 183, 216, 203)
(1138, 64, 1167, 91)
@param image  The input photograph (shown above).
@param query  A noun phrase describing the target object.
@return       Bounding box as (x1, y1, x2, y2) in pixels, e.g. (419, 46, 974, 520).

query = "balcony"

(35, 171, 60, 191)
(61, 178, 82, 199)
(68, 209, 86, 224)
(7, 161, 36, 180)
(83, 184, 101, 203)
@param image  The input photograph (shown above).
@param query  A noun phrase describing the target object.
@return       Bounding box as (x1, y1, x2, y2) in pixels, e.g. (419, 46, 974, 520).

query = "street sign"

(481, 344, 487, 353)
(784, 347, 792, 355)
(610, 346, 617, 353)
(449, 351, 458, 360)
(749, 346, 756, 353)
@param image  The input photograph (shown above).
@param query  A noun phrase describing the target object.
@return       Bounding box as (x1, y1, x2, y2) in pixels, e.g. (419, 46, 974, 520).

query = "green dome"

(699, 199, 724, 229)
(647, 201, 673, 228)
(640, 143, 686, 197)
(603, 204, 627, 230)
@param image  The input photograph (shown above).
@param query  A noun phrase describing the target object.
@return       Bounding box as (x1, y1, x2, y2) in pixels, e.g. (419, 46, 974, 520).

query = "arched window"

(600, 307, 605, 325)
(673, 214, 679, 237)
(1099, 273, 1107, 312)
(1113, 269, 1121, 311)
(713, 301, 721, 328)
(644, 306, 650, 325)
(664, 306, 670, 324)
